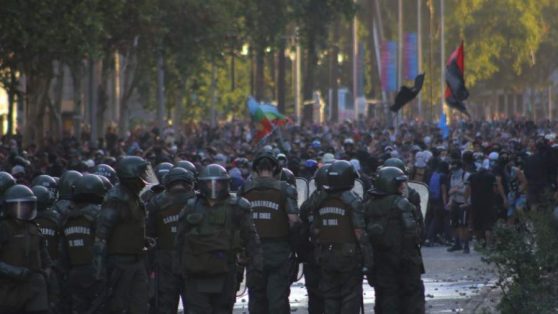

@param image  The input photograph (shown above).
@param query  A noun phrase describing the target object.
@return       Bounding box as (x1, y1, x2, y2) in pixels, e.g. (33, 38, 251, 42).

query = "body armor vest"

(64, 211, 96, 266)
(366, 195, 405, 250)
(182, 198, 234, 275)
(35, 212, 60, 261)
(243, 182, 289, 239)
(0, 220, 43, 271)
(107, 197, 146, 255)
(153, 193, 187, 250)
(316, 196, 355, 244)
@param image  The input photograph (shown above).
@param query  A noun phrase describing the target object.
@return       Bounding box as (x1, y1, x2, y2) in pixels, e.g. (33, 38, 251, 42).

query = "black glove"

(0, 261, 32, 280)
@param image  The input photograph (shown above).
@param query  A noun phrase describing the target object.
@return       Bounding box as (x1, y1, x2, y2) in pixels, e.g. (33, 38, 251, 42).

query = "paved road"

(230, 246, 498, 313)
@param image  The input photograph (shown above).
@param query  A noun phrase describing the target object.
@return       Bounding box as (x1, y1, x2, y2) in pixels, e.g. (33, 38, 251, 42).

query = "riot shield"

(352, 179, 364, 198)
(295, 178, 309, 207)
(408, 180, 429, 218)
(308, 178, 317, 196)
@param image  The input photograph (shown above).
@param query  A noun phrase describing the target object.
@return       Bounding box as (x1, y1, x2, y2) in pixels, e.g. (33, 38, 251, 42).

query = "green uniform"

(299, 190, 326, 314)
(0, 219, 51, 313)
(95, 184, 149, 314)
(35, 210, 63, 312)
(364, 193, 425, 314)
(240, 176, 299, 314)
(310, 190, 364, 314)
(62, 203, 101, 314)
(176, 194, 263, 314)
(147, 189, 194, 314)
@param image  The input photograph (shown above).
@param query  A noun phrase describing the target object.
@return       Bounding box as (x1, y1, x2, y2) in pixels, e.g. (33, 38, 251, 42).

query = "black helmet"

(314, 165, 330, 191)
(4, 185, 37, 221)
(375, 166, 408, 195)
(175, 160, 198, 178)
(280, 168, 296, 186)
(116, 156, 150, 180)
(154, 162, 174, 183)
(31, 174, 58, 194)
(252, 151, 280, 175)
(72, 174, 107, 204)
(59, 170, 83, 200)
(0, 172, 16, 201)
(327, 160, 358, 191)
(383, 158, 406, 173)
(92, 164, 118, 184)
(99, 175, 113, 191)
(31, 185, 56, 212)
(198, 164, 230, 200)
(164, 167, 195, 189)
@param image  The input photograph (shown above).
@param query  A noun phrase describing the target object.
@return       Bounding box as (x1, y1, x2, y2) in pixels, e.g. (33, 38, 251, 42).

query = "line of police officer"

(0, 152, 424, 314)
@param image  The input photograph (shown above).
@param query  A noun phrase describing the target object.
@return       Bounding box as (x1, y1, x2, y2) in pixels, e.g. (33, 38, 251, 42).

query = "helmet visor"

(200, 178, 229, 200)
(6, 201, 37, 221)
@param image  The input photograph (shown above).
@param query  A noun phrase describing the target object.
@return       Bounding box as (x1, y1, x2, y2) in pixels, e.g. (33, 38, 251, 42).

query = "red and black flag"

(390, 73, 425, 113)
(445, 42, 470, 116)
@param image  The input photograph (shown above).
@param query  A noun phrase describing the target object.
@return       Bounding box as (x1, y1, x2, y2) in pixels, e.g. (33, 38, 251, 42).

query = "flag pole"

(417, 0, 423, 119)
(440, 0, 445, 120)
(397, 0, 403, 126)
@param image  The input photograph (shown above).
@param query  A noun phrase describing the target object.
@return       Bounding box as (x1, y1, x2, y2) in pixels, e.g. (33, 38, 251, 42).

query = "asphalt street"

(230, 246, 499, 314)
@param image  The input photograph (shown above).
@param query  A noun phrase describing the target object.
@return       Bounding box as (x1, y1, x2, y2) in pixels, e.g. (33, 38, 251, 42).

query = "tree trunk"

(23, 68, 51, 147)
(7, 69, 16, 137)
(97, 59, 109, 142)
(70, 62, 84, 139)
(51, 61, 64, 141)
(277, 38, 286, 114)
(255, 45, 265, 101)
(119, 49, 138, 137)
(304, 32, 318, 101)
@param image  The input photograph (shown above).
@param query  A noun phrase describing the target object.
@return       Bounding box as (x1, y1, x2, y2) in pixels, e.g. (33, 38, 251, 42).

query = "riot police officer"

(0, 172, 16, 217)
(147, 167, 195, 314)
(175, 160, 199, 179)
(62, 174, 106, 313)
(307, 160, 370, 314)
(175, 164, 263, 314)
(94, 156, 155, 314)
(363, 166, 425, 314)
(299, 165, 330, 314)
(280, 167, 296, 187)
(0, 185, 51, 314)
(54, 170, 83, 223)
(238, 151, 300, 314)
(32, 184, 62, 312)
(383, 158, 425, 238)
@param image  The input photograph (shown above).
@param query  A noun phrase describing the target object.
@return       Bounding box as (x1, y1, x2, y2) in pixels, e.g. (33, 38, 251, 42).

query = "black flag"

(445, 42, 470, 116)
(390, 73, 425, 113)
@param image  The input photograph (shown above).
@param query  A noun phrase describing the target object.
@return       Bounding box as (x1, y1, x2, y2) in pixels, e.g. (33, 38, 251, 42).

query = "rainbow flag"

(247, 97, 289, 142)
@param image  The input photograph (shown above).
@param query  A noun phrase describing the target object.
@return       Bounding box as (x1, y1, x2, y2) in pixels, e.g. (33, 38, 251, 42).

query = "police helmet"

(375, 166, 408, 195)
(31, 185, 56, 212)
(314, 165, 330, 191)
(383, 158, 407, 173)
(253, 151, 280, 175)
(59, 170, 83, 200)
(4, 185, 37, 221)
(175, 160, 198, 178)
(154, 162, 174, 183)
(164, 167, 195, 189)
(92, 164, 118, 184)
(0, 172, 16, 200)
(198, 164, 230, 200)
(327, 160, 358, 191)
(72, 174, 107, 204)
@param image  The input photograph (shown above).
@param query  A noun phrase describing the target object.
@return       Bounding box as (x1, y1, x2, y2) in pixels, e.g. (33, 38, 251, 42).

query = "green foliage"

(483, 196, 558, 313)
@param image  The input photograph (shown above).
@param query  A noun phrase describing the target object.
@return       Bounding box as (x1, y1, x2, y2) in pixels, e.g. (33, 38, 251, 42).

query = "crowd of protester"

(2, 117, 557, 252)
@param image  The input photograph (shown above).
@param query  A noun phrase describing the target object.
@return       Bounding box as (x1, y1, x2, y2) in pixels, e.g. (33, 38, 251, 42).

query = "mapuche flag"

(390, 73, 425, 112)
(445, 42, 470, 116)
(247, 97, 290, 142)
